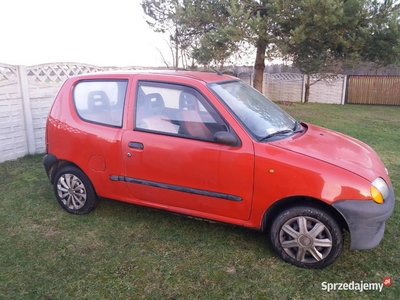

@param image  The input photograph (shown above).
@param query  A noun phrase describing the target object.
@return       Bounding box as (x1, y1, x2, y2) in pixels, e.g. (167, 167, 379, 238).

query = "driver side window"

(135, 82, 227, 140)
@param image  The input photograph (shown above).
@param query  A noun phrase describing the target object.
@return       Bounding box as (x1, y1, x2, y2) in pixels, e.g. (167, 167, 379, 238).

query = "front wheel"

(53, 166, 99, 215)
(270, 206, 343, 269)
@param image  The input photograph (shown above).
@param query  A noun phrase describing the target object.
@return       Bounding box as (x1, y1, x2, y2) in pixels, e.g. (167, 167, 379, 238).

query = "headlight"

(370, 177, 389, 204)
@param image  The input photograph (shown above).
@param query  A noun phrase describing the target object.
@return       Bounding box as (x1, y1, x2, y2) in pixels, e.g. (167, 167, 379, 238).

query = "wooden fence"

(347, 76, 400, 105)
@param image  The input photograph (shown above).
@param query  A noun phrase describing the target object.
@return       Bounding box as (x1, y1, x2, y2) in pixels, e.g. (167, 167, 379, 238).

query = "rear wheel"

(270, 206, 343, 269)
(53, 166, 99, 214)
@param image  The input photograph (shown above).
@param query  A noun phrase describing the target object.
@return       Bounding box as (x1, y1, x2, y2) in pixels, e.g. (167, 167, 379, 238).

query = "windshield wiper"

(258, 129, 294, 141)
(259, 121, 304, 142)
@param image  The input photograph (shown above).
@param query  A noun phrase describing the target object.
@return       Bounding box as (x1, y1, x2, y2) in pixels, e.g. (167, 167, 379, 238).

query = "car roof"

(71, 70, 237, 83)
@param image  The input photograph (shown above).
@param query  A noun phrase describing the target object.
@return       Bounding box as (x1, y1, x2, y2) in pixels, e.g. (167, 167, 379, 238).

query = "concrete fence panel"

(0, 64, 29, 162)
(0, 62, 112, 163)
(264, 73, 304, 102)
(308, 75, 346, 104)
(29, 83, 63, 153)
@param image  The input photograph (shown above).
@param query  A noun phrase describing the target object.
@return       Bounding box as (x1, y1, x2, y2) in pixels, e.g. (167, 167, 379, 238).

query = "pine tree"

(141, 0, 400, 97)
(276, 0, 400, 102)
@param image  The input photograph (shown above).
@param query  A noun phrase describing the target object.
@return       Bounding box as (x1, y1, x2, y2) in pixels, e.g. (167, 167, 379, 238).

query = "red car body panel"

(45, 71, 393, 233)
(272, 124, 389, 183)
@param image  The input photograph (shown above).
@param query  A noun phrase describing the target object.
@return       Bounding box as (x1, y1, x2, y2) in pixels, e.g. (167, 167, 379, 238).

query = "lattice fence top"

(268, 73, 304, 81)
(26, 63, 110, 84)
(310, 74, 345, 84)
(266, 73, 345, 86)
(0, 64, 18, 82)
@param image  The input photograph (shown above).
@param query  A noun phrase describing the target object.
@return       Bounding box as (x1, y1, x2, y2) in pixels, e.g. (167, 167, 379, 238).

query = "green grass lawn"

(0, 103, 399, 299)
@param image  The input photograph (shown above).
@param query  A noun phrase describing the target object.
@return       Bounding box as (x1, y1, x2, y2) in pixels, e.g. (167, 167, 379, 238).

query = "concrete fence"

(263, 73, 347, 104)
(0, 63, 114, 163)
(0, 62, 346, 163)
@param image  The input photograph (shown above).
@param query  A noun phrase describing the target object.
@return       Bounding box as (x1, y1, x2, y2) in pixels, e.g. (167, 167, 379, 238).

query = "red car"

(43, 71, 394, 268)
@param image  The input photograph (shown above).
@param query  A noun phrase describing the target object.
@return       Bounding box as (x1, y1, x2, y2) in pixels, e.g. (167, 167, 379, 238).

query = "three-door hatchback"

(43, 71, 395, 268)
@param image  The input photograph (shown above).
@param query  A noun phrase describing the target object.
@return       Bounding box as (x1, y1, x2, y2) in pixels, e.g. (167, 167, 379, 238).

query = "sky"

(0, 0, 172, 67)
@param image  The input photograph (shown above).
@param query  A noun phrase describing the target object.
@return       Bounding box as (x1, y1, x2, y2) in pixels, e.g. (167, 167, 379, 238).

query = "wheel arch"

(46, 157, 86, 186)
(261, 196, 349, 233)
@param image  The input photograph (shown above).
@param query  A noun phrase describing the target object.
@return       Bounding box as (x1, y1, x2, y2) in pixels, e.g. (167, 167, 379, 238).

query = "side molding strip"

(110, 175, 242, 202)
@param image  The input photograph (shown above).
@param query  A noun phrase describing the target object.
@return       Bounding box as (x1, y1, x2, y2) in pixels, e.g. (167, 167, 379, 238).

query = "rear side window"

(73, 80, 128, 127)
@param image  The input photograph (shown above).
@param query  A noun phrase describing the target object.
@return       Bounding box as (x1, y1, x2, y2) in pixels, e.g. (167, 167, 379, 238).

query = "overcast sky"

(0, 0, 171, 67)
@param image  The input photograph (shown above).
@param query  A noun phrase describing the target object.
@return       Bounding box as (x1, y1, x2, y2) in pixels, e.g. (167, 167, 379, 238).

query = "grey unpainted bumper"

(332, 182, 395, 250)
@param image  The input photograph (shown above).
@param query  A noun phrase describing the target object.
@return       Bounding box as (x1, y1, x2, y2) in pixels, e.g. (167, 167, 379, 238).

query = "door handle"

(128, 141, 144, 150)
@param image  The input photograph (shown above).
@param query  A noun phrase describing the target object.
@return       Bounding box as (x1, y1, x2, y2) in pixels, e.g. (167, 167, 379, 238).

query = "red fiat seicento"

(43, 71, 394, 268)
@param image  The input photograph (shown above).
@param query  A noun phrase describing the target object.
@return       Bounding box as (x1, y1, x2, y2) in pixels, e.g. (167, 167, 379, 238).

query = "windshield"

(209, 80, 296, 140)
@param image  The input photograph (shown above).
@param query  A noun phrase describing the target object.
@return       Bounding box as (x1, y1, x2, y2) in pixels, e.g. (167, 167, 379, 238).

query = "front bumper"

(332, 182, 395, 250)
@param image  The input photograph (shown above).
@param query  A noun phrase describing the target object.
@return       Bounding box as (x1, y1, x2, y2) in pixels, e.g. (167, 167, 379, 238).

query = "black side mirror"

(213, 131, 240, 147)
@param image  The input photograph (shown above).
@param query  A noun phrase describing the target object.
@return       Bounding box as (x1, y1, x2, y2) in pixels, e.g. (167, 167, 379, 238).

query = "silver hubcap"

(279, 216, 333, 263)
(57, 174, 87, 210)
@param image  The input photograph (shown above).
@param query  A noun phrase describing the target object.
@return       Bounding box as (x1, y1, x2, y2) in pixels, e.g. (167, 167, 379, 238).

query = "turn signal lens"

(370, 185, 384, 204)
(370, 177, 389, 204)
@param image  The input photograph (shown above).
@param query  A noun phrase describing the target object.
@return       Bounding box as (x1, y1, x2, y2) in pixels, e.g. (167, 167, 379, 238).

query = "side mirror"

(213, 131, 240, 147)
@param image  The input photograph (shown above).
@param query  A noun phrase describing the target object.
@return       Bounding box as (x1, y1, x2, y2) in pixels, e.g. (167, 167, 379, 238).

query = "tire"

(53, 166, 99, 215)
(270, 205, 343, 269)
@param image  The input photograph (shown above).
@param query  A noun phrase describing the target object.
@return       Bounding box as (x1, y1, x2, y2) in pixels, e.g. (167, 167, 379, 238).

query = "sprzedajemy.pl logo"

(321, 277, 392, 292)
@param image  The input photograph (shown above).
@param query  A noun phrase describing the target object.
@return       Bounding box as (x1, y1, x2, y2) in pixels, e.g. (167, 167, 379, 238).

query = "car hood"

(271, 124, 387, 182)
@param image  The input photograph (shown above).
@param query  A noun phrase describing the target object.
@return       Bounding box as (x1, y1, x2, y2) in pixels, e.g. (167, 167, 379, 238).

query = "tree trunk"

(304, 74, 310, 103)
(253, 41, 267, 93)
(175, 31, 179, 70)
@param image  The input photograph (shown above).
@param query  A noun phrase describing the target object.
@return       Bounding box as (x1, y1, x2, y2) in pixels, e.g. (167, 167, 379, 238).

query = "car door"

(121, 80, 254, 221)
